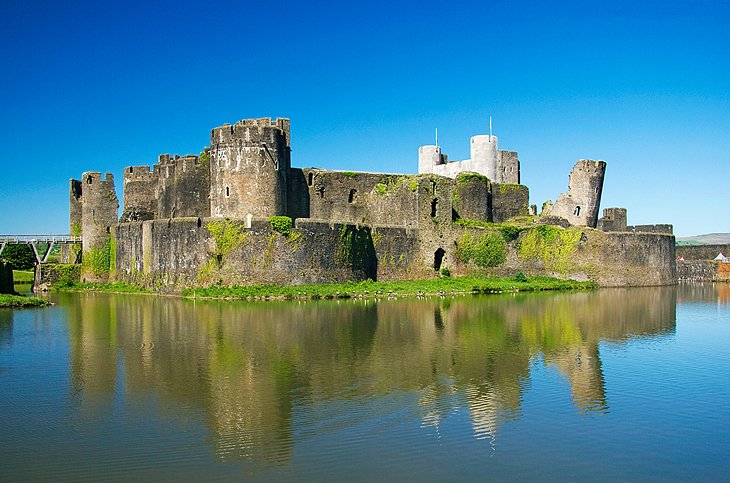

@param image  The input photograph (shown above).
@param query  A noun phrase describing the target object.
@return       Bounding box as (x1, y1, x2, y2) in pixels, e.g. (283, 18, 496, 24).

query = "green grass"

(12, 270, 34, 283)
(181, 275, 596, 301)
(0, 294, 51, 308)
(52, 280, 151, 293)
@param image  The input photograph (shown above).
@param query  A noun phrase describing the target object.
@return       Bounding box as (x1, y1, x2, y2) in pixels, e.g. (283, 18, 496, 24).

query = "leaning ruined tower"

(546, 160, 607, 227)
(209, 118, 291, 219)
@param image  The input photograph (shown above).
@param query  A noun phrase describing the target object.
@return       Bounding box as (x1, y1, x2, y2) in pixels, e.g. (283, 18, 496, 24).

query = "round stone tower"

(417, 145, 443, 174)
(470, 135, 499, 181)
(209, 118, 290, 219)
(78, 171, 119, 282)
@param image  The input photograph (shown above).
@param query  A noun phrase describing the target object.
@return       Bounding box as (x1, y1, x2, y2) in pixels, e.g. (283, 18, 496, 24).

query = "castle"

(69, 117, 676, 290)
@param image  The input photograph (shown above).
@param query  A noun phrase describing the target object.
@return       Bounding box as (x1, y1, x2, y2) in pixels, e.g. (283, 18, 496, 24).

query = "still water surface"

(1, 284, 729, 481)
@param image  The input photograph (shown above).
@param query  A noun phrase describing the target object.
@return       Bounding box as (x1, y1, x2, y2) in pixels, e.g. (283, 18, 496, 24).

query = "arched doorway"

(434, 248, 445, 271)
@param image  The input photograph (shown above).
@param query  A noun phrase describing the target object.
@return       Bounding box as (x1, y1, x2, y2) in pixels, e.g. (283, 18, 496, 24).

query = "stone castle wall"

(677, 260, 730, 281)
(676, 244, 730, 261)
(122, 165, 158, 221)
(492, 229, 677, 287)
(113, 218, 420, 291)
(157, 154, 210, 218)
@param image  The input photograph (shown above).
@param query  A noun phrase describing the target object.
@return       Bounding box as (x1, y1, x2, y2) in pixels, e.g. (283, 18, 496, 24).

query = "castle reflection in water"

(56, 286, 681, 464)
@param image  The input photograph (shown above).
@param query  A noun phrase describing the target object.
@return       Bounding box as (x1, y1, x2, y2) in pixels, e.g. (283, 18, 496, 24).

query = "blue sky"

(1, 0, 727, 237)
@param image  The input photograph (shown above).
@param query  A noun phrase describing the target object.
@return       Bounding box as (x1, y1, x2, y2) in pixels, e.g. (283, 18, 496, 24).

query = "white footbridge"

(0, 235, 81, 264)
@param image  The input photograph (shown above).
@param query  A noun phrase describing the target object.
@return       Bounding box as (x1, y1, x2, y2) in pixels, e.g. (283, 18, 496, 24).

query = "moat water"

(1, 284, 729, 481)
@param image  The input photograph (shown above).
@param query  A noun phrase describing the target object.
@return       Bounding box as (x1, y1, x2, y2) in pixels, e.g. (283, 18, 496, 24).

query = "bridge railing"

(0, 235, 81, 243)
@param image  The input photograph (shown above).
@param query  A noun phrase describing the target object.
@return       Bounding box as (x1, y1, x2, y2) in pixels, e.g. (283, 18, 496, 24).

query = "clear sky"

(1, 0, 728, 237)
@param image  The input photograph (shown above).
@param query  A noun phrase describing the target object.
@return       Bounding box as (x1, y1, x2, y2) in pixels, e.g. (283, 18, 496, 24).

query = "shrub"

(269, 216, 293, 237)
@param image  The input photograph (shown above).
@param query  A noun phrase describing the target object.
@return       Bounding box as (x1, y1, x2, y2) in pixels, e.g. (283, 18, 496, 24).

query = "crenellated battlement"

(211, 117, 290, 147)
(124, 165, 156, 182)
(157, 154, 206, 178)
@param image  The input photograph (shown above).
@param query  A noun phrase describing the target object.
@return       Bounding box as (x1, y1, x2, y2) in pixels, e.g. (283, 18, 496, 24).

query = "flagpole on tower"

(435, 127, 438, 148)
(489, 116, 493, 142)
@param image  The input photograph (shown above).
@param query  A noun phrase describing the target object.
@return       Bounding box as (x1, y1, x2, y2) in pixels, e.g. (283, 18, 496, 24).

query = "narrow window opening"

(308, 173, 313, 186)
(348, 188, 357, 203)
(574, 205, 581, 216)
(86, 175, 93, 184)
(431, 198, 438, 217)
(434, 248, 445, 271)
(129, 166, 134, 173)
(318, 186, 325, 199)
(197, 217, 202, 228)
(431, 181, 437, 195)
(225, 186, 230, 197)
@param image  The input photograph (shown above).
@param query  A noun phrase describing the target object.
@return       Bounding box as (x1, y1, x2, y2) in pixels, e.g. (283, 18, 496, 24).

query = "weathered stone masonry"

(71, 116, 677, 289)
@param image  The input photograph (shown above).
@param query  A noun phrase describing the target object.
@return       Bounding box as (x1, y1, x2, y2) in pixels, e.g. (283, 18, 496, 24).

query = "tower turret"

(470, 135, 499, 181)
(209, 118, 291, 219)
(72, 171, 119, 282)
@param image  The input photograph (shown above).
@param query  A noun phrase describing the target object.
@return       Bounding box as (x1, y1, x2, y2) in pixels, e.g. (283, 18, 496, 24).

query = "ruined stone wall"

(114, 218, 380, 290)
(545, 160, 606, 228)
(596, 208, 627, 232)
(122, 165, 158, 221)
(491, 183, 530, 223)
(76, 171, 118, 283)
(452, 173, 491, 222)
(157, 154, 210, 219)
(304, 170, 386, 224)
(287, 168, 310, 219)
(209, 118, 290, 219)
(496, 228, 676, 287)
(370, 226, 423, 280)
(69, 179, 83, 236)
(676, 244, 730, 260)
(627, 224, 673, 235)
(498, 151, 520, 184)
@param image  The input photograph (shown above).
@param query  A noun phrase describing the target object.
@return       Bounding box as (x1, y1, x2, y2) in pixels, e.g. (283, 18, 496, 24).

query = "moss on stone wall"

(47, 263, 81, 287)
(109, 235, 117, 276)
(207, 219, 249, 257)
(498, 183, 522, 194)
(456, 231, 507, 268)
(456, 172, 488, 185)
(82, 239, 112, 276)
(336, 225, 376, 270)
(199, 219, 250, 281)
(517, 225, 583, 274)
(454, 219, 525, 243)
(288, 230, 304, 253)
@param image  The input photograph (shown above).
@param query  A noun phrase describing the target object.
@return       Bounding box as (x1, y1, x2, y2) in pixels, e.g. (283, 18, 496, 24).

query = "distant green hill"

(676, 233, 730, 245)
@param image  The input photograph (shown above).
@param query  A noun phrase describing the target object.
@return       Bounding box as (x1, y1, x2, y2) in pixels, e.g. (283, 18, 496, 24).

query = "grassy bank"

(53, 281, 152, 294)
(12, 270, 35, 284)
(0, 294, 51, 308)
(181, 275, 596, 300)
